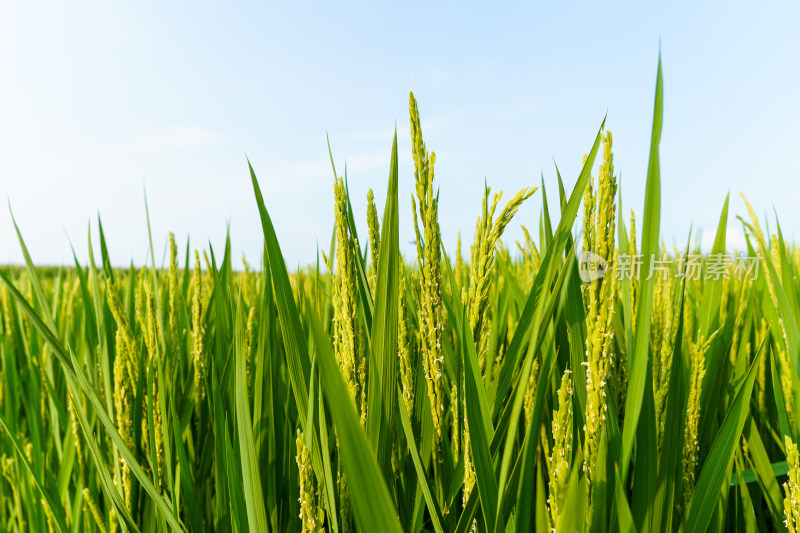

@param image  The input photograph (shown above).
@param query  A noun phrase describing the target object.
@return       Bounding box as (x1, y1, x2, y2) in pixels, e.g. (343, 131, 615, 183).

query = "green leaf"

(696, 195, 729, 337)
(621, 54, 663, 480)
(248, 160, 311, 423)
(615, 463, 636, 533)
(234, 299, 270, 533)
(366, 130, 400, 483)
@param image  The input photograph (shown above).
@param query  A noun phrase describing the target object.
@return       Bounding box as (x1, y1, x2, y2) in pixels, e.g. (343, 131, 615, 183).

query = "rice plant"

(1, 55, 799, 532)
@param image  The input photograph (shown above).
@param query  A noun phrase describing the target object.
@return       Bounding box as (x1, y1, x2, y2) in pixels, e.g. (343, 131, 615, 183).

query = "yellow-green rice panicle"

(139, 281, 158, 358)
(596, 131, 616, 262)
(582, 154, 596, 256)
(771, 233, 783, 284)
(450, 382, 459, 460)
(761, 240, 796, 425)
(467, 186, 501, 364)
(466, 185, 535, 367)
(138, 281, 165, 487)
(246, 304, 256, 402)
(367, 188, 381, 293)
(651, 253, 677, 453)
(332, 177, 364, 423)
(112, 327, 135, 511)
(0, 284, 12, 336)
(517, 225, 541, 283)
(741, 194, 785, 331)
(323, 208, 357, 531)
(68, 394, 85, 486)
(168, 232, 180, 357)
(776, 343, 795, 426)
(42, 498, 56, 533)
(582, 130, 618, 483)
(192, 250, 206, 403)
(462, 185, 535, 498)
(106, 279, 136, 359)
(296, 429, 324, 532)
(682, 329, 718, 508)
(523, 355, 540, 428)
(107, 278, 140, 510)
(242, 254, 256, 307)
(410, 91, 445, 459)
(398, 263, 415, 417)
(739, 192, 766, 248)
(82, 488, 108, 533)
(784, 436, 800, 532)
(756, 318, 768, 414)
(549, 369, 574, 527)
(463, 424, 475, 508)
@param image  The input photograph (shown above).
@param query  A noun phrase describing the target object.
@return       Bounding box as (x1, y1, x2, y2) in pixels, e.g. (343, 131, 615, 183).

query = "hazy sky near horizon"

(2, 2, 799, 268)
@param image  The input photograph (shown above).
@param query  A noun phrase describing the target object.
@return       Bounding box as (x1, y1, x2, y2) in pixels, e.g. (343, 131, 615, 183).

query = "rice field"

(1, 59, 798, 532)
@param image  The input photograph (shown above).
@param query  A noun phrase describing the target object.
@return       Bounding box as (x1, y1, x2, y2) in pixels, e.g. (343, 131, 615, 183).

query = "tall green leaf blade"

(367, 131, 400, 483)
(615, 463, 636, 533)
(621, 55, 663, 479)
(248, 160, 311, 420)
(234, 299, 269, 533)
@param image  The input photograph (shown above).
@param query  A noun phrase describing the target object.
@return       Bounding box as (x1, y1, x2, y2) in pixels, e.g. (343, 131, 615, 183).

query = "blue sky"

(2, 2, 799, 267)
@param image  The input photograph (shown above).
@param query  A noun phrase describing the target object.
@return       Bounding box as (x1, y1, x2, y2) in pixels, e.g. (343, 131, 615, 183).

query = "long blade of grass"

(621, 54, 663, 479)
(366, 130, 400, 483)
(234, 298, 269, 532)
